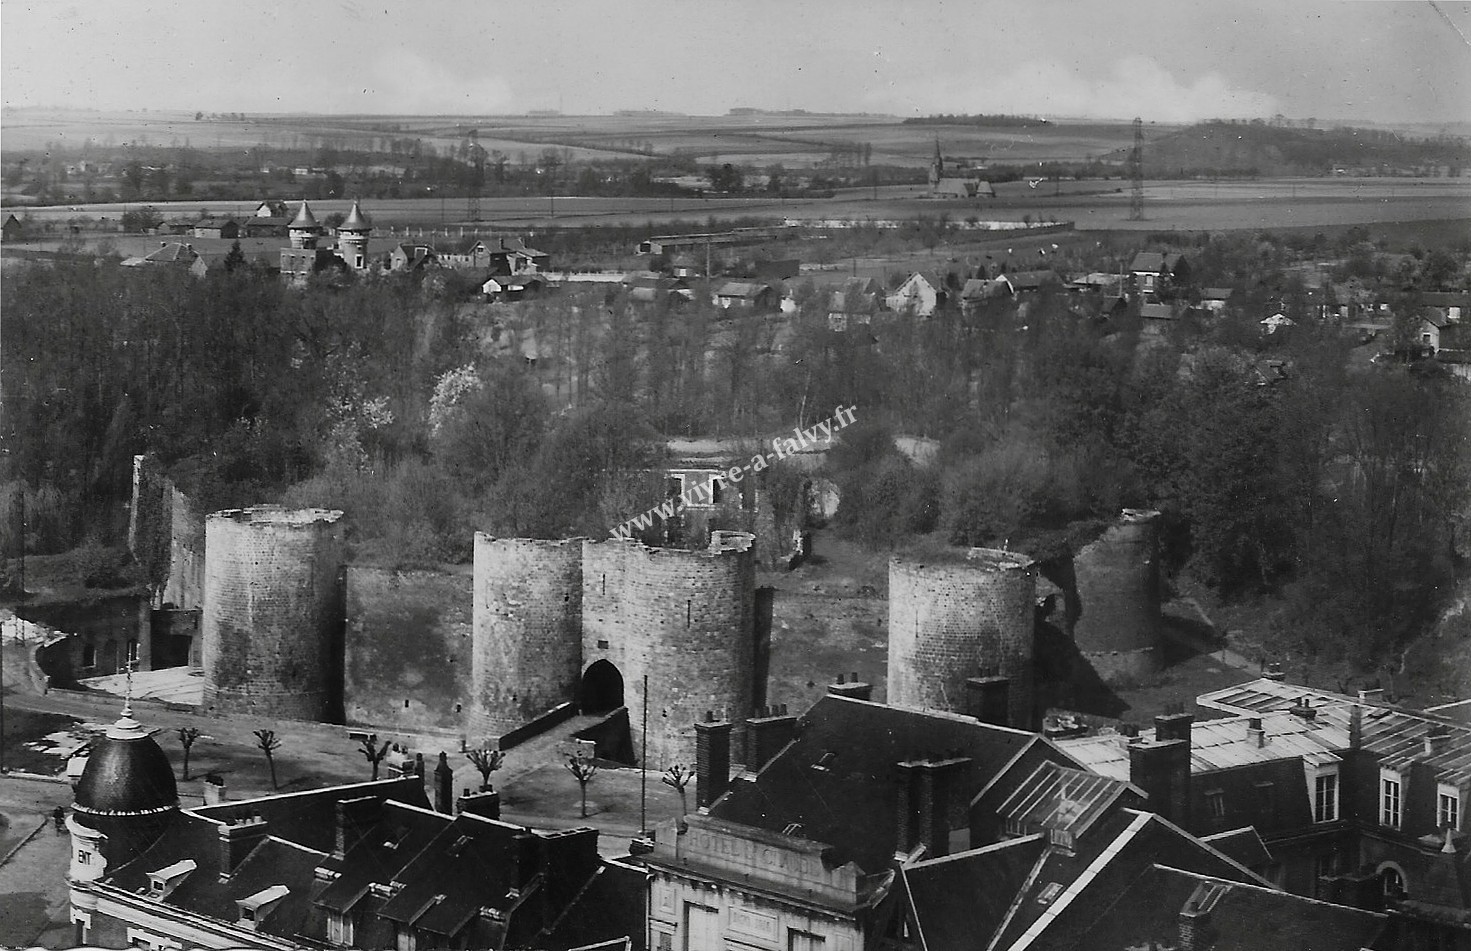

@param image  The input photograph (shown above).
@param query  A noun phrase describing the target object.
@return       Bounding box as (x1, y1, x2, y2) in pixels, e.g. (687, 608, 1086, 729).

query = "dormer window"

(146, 859, 197, 900)
(1439, 784, 1461, 831)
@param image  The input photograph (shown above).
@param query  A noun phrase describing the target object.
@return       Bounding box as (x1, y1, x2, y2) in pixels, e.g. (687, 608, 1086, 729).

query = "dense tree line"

(2, 229, 1467, 669)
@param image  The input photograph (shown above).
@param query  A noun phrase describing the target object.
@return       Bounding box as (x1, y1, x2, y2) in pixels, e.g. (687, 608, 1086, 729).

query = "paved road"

(0, 774, 79, 948)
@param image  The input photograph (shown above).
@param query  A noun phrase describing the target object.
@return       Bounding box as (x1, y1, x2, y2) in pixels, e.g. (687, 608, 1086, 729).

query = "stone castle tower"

(1067, 509, 1163, 684)
(288, 199, 320, 249)
(470, 532, 759, 769)
(887, 548, 1038, 730)
(337, 199, 372, 271)
(201, 507, 346, 722)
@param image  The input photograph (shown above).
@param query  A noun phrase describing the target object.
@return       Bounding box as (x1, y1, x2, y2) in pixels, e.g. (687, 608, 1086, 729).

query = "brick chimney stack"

(695, 712, 733, 808)
(745, 705, 797, 772)
(1129, 710, 1192, 827)
(896, 754, 972, 859)
(456, 788, 502, 820)
(966, 673, 1011, 728)
(218, 815, 269, 880)
(827, 672, 873, 702)
(434, 752, 454, 814)
(333, 796, 382, 859)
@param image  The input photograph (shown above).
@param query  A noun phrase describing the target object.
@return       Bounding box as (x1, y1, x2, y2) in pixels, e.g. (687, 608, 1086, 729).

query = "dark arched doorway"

(579, 660, 624, 714)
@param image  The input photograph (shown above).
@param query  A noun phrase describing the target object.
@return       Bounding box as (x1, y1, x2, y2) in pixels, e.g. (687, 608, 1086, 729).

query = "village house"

(1261, 311, 1296, 334)
(482, 272, 548, 301)
(191, 217, 241, 240)
(1129, 250, 1189, 298)
(827, 278, 883, 331)
(388, 242, 439, 272)
(1201, 286, 1235, 313)
(885, 272, 944, 317)
(437, 236, 494, 270)
(2, 213, 26, 242)
(713, 281, 775, 311)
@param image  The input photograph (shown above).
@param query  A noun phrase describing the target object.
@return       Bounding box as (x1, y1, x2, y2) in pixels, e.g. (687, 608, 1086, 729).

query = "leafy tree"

(253, 728, 282, 790)
(223, 240, 247, 273)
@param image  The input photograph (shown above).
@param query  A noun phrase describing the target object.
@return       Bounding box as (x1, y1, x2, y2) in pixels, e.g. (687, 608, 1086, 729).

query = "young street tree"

(661, 764, 693, 816)
(359, 734, 391, 781)
(253, 729, 282, 790)
(176, 727, 202, 781)
(465, 747, 505, 791)
(565, 753, 599, 819)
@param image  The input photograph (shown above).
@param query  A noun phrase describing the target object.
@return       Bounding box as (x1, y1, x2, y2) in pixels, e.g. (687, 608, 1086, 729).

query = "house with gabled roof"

(886, 272, 944, 317)
(713, 280, 774, 311)
(1130, 250, 1188, 298)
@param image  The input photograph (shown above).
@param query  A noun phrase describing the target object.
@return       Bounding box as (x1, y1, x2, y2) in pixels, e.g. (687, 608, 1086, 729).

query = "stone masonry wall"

(469, 535, 584, 741)
(202, 507, 345, 722)
(346, 566, 473, 734)
(581, 534, 757, 769)
(1072, 509, 1162, 684)
(888, 549, 1036, 729)
(127, 455, 206, 614)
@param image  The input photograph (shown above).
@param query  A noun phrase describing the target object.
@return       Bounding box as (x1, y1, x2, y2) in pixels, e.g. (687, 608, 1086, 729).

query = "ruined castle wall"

(201, 507, 345, 722)
(346, 566, 473, 734)
(887, 549, 1036, 729)
(128, 456, 207, 615)
(581, 534, 757, 769)
(1072, 509, 1162, 684)
(468, 536, 584, 741)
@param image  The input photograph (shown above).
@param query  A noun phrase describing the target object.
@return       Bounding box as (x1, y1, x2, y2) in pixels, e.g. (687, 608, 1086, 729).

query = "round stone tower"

(287, 199, 320, 250)
(202, 507, 345, 722)
(69, 702, 179, 890)
(1071, 509, 1162, 684)
(581, 532, 757, 769)
(468, 535, 585, 741)
(337, 199, 372, 271)
(888, 548, 1037, 729)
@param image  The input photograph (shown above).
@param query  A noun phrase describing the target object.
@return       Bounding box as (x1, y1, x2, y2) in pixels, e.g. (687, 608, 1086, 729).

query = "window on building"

(1314, 853, 1341, 898)
(1381, 866, 1405, 900)
(1205, 789, 1226, 820)
(81, 643, 96, 668)
(77, 850, 90, 864)
(1255, 781, 1276, 815)
(788, 930, 826, 951)
(1314, 771, 1339, 823)
(1381, 773, 1403, 829)
(1439, 785, 1461, 831)
(710, 477, 724, 504)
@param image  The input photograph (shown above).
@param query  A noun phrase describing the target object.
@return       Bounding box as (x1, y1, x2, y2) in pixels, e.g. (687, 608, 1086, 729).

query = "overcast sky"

(3, 0, 1469, 125)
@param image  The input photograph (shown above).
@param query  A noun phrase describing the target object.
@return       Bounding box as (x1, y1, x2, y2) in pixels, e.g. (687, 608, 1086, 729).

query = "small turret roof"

(289, 200, 320, 230)
(339, 200, 371, 232)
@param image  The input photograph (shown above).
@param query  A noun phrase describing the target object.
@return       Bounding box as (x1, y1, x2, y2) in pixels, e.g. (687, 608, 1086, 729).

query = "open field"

(2, 109, 1162, 169)
(12, 178, 1469, 236)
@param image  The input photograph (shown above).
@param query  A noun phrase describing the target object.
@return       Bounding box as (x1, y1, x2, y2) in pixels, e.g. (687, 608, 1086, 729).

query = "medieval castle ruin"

(19, 454, 1166, 770)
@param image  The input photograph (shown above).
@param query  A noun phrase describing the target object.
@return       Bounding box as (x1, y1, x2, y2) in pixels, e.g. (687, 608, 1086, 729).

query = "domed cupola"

(70, 700, 180, 876)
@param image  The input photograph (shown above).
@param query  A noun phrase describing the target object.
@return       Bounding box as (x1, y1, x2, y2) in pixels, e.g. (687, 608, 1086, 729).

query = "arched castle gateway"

(471, 532, 759, 769)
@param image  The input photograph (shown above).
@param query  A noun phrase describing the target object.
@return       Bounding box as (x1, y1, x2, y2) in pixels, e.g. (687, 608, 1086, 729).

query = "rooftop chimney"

(965, 675, 1011, 728)
(1425, 723, 1451, 757)
(456, 788, 501, 821)
(694, 712, 733, 808)
(218, 815, 269, 880)
(1247, 717, 1266, 748)
(434, 752, 454, 814)
(896, 755, 972, 860)
(1155, 706, 1194, 742)
(333, 796, 382, 859)
(827, 673, 873, 702)
(745, 705, 798, 772)
(1129, 735, 1191, 826)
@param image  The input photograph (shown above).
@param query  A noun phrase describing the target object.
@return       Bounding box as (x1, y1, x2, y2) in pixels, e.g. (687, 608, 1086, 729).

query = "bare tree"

(359, 734, 391, 781)
(565, 753, 599, 818)
(465, 747, 505, 791)
(176, 727, 202, 781)
(661, 764, 693, 816)
(253, 729, 281, 790)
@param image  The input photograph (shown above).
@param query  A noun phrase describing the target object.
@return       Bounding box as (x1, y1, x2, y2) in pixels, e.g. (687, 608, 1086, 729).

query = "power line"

(1128, 117, 1145, 222)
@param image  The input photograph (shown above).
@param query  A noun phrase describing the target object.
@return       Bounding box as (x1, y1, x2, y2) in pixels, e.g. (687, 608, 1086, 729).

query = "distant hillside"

(1110, 120, 1471, 176)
